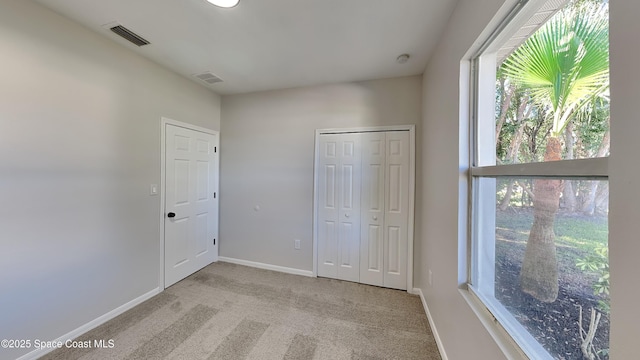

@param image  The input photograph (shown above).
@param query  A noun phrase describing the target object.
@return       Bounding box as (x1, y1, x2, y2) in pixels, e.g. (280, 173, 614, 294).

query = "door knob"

(373, 216, 378, 221)
(345, 213, 350, 218)
(167, 212, 176, 218)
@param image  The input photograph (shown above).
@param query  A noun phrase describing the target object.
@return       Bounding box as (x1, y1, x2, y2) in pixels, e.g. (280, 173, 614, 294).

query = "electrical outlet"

(294, 239, 301, 250)
(428, 269, 433, 286)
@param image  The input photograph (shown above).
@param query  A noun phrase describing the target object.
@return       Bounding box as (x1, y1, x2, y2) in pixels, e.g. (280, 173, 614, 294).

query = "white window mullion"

(471, 157, 608, 178)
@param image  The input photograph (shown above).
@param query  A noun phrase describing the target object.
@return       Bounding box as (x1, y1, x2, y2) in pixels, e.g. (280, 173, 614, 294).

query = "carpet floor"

(41, 262, 441, 360)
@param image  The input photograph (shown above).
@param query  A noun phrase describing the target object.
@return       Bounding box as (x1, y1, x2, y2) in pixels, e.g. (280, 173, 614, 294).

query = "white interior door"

(383, 131, 410, 289)
(165, 124, 218, 288)
(317, 134, 361, 282)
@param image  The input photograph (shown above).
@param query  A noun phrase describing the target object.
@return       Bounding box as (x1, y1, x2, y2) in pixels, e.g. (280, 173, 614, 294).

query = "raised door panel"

(195, 213, 209, 257)
(166, 216, 190, 268)
(173, 160, 190, 206)
(196, 161, 210, 202)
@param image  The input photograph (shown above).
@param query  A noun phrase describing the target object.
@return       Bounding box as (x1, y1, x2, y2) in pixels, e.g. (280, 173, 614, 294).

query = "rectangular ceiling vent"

(194, 72, 223, 85)
(109, 24, 150, 47)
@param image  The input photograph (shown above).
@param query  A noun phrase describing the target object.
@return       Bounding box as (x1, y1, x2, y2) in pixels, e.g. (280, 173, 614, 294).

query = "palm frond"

(501, 2, 609, 135)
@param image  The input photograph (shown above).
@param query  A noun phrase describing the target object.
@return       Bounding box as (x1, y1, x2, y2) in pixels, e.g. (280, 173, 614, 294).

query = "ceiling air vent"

(194, 72, 223, 85)
(109, 24, 150, 47)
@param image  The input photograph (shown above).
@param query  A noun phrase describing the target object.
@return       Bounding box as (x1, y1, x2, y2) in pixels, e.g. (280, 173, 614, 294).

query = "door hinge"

(213, 238, 216, 245)
(214, 146, 217, 153)
(213, 192, 216, 199)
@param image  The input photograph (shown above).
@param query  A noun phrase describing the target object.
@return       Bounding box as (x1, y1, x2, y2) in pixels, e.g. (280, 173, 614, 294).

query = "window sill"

(459, 286, 534, 360)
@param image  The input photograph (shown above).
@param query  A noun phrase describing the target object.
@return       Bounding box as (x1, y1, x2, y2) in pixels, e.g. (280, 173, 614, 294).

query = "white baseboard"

(412, 287, 449, 360)
(16, 287, 161, 360)
(219, 256, 314, 278)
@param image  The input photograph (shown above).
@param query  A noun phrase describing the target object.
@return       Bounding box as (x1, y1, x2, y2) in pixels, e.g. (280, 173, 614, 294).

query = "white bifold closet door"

(317, 131, 410, 290)
(317, 134, 362, 282)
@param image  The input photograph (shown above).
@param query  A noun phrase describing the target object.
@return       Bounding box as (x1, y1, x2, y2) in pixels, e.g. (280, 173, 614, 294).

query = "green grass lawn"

(496, 208, 608, 252)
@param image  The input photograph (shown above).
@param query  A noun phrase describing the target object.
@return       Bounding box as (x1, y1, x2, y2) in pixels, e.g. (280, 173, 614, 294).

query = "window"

(468, 0, 610, 359)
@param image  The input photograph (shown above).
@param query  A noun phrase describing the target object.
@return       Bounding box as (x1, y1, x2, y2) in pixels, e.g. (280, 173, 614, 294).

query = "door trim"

(312, 125, 416, 291)
(159, 117, 219, 290)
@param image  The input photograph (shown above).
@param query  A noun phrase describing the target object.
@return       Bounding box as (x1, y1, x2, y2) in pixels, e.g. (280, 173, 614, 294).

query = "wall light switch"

(294, 239, 301, 250)
(150, 184, 158, 196)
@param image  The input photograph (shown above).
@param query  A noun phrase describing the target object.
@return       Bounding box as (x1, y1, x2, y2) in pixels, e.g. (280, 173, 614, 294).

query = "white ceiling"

(35, 0, 459, 95)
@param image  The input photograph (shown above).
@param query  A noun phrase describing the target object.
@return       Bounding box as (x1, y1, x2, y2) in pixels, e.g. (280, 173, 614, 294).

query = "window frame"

(465, 0, 610, 358)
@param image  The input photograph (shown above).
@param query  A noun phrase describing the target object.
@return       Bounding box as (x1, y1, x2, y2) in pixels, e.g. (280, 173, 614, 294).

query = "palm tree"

(501, 1, 609, 302)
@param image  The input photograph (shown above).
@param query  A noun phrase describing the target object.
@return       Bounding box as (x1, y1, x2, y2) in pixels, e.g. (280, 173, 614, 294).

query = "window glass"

(494, 178, 609, 358)
(494, 1, 610, 165)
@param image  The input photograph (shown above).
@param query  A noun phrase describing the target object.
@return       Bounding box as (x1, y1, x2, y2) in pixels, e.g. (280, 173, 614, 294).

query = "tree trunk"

(581, 181, 599, 216)
(581, 121, 610, 215)
(519, 180, 536, 202)
(594, 182, 609, 216)
(520, 137, 562, 302)
(563, 122, 578, 212)
(563, 181, 577, 212)
(500, 180, 516, 211)
(499, 97, 529, 210)
(496, 82, 516, 147)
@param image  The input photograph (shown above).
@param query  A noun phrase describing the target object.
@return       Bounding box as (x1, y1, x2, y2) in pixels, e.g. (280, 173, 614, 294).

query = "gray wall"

(0, 1, 220, 358)
(417, 0, 640, 358)
(418, 0, 508, 358)
(220, 76, 422, 271)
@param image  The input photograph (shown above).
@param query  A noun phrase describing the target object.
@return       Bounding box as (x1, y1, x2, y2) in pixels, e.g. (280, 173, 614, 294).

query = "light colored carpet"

(41, 262, 440, 360)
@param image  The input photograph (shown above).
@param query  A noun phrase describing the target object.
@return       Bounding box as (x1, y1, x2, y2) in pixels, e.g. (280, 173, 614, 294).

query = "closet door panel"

(383, 131, 410, 290)
(337, 137, 361, 282)
(317, 136, 340, 278)
(360, 132, 385, 286)
(317, 134, 361, 282)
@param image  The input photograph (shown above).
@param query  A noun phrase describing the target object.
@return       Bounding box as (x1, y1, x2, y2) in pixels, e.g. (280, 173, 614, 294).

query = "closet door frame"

(312, 125, 416, 292)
